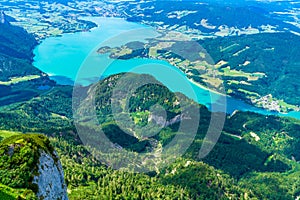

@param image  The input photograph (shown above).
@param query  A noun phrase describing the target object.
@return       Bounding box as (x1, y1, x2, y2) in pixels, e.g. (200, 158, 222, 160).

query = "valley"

(97, 30, 300, 113)
(0, 71, 300, 199)
(2, 0, 299, 113)
(0, 0, 299, 199)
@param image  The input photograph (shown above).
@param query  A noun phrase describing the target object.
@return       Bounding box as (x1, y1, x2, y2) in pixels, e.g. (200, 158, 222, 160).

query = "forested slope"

(0, 9, 299, 200)
(0, 72, 299, 199)
(0, 12, 55, 106)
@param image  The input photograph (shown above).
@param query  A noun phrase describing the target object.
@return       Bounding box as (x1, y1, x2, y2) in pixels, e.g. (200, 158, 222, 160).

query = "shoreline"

(32, 16, 300, 120)
(187, 78, 228, 97)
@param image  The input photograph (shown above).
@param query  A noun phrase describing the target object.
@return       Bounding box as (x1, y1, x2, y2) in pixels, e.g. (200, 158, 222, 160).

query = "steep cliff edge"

(33, 151, 68, 200)
(0, 134, 68, 199)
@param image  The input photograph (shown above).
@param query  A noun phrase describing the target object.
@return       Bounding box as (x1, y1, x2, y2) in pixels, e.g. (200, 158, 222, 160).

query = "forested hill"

(198, 32, 300, 108)
(0, 9, 299, 200)
(0, 12, 55, 106)
(0, 11, 36, 60)
(0, 72, 299, 199)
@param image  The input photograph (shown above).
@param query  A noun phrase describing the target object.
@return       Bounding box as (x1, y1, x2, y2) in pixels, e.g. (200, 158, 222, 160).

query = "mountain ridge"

(0, 3, 299, 200)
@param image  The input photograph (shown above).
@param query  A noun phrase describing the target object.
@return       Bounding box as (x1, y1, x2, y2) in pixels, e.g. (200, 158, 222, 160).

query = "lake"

(33, 17, 300, 120)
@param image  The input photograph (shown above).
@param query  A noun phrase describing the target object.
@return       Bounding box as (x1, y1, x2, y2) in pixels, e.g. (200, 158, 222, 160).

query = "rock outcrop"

(0, 134, 68, 199)
(148, 114, 191, 127)
(33, 151, 68, 200)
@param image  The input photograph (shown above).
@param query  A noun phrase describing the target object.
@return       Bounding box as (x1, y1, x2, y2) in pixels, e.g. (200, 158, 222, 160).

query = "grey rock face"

(33, 151, 68, 200)
(0, 11, 5, 24)
(149, 114, 191, 127)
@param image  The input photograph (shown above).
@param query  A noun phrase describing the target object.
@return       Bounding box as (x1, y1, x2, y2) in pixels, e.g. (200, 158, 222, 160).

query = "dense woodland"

(0, 12, 55, 107)
(99, 32, 300, 112)
(199, 33, 300, 106)
(0, 12, 39, 80)
(0, 7, 299, 200)
(124, 1, 297, 34)
(1, 73, 299, 199)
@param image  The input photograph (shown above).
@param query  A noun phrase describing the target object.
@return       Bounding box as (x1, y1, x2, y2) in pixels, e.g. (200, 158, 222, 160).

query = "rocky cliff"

(33, 151, 68, 200)
(0, 134, 68, 199)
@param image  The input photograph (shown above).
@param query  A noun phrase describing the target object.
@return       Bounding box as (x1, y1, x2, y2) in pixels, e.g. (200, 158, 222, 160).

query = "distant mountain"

(199, 32, 300, 109)
(0, 2, 299, 200)
(123, 0, 299, 35)
(0, 11, 36, 60)
(0, 12, 55, 106)
(0, 11, 39, 80)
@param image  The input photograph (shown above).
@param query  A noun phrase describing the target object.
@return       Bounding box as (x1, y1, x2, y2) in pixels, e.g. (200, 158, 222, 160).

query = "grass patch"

(0, 75, 40, 86)
(278, 100, 299, 111)
(238, 89, 260, 97)
(221, 67, 265, 81)
(0, 184, 36, 200)
(220, 43, 240, 52)
(0, 130, 20, 141)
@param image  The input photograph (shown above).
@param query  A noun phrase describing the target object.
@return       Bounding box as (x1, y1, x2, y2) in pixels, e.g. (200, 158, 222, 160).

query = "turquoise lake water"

(33, 17, 300, 119)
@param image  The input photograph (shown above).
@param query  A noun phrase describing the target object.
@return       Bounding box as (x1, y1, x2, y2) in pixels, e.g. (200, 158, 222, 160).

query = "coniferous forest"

(0, 0, 300, 199)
